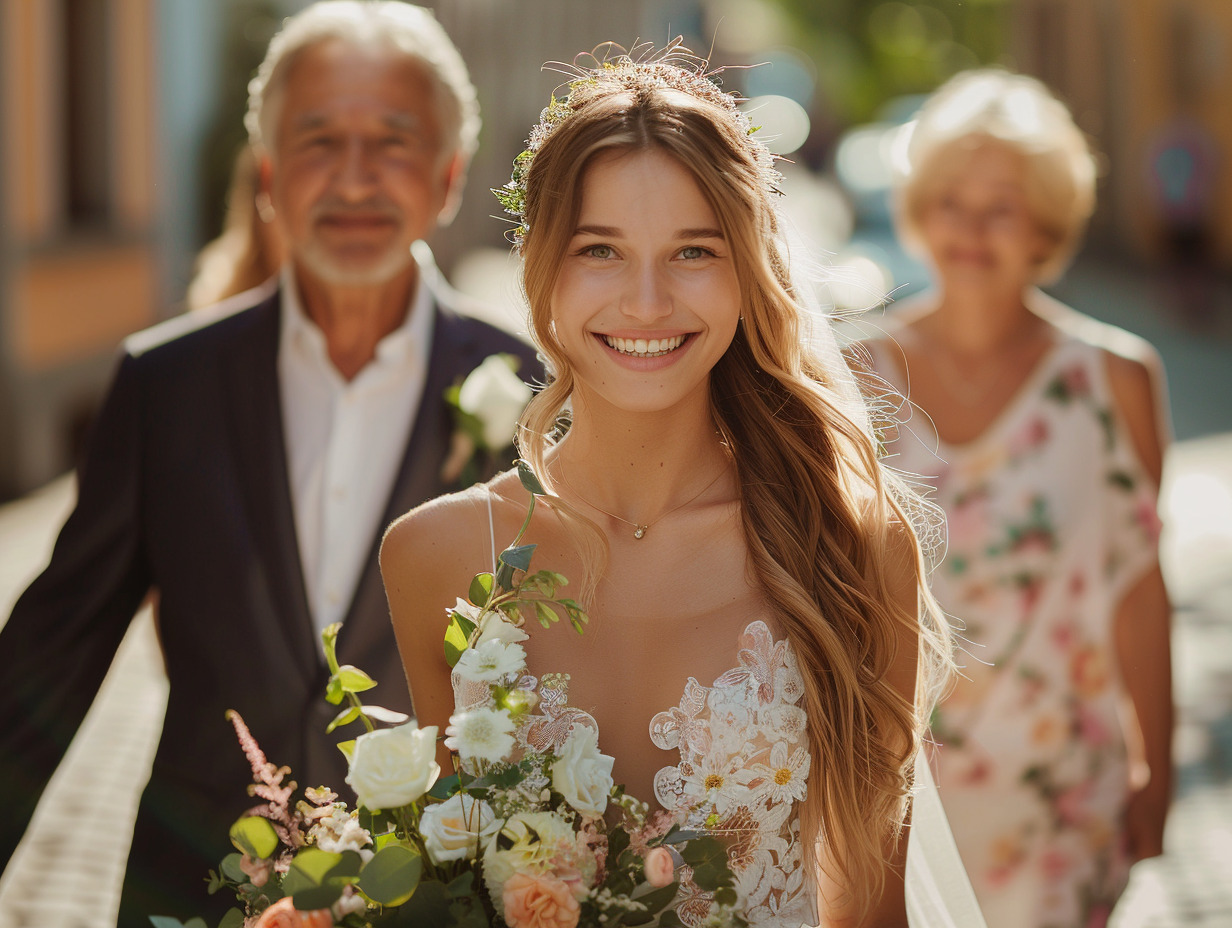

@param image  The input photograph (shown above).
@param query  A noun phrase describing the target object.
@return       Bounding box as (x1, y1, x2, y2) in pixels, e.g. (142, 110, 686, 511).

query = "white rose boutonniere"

(442, 353, 534, 485)
(551, 723, 615, 817)
(344, 722, 440, 811)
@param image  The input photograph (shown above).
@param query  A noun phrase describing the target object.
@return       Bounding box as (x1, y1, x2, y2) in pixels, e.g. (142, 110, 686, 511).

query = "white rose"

(458, 354, 533, 450)
(419, 792, 500, 864)
(345, 723, 439, 811)
(551, 724, 615, 817)
(454, 638, 526, 685)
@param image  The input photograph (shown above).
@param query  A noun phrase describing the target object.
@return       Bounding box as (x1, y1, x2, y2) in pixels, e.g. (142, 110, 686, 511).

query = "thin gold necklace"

(557, 459, 728, 540)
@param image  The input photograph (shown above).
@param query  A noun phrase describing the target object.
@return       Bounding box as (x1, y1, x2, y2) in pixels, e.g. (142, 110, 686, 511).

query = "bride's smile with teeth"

(600, 334, 691, 357)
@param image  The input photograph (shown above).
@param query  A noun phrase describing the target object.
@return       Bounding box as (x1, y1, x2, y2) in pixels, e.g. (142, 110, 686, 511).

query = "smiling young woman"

(382, 45, 975, 927)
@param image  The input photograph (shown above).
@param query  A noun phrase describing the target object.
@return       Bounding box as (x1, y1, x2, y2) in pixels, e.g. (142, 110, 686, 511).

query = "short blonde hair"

(245, 1, 480, 163)
(892, 69, 1097, 282)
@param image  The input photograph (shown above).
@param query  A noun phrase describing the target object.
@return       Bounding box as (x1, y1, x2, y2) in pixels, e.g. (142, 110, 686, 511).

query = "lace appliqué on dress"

(651, 621, 817, 928)
(449, 621, 817, 927)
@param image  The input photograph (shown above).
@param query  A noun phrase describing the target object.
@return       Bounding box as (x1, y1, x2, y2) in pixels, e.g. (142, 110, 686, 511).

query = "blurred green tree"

(765, 0, 1011, 123)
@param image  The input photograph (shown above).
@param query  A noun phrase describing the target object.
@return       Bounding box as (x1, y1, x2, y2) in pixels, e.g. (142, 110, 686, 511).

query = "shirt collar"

(278, 260, 435, 371)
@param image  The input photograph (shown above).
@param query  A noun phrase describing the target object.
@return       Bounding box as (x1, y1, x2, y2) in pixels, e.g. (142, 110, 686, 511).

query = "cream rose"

(420, 792, 500, 864)
(345, 723, 439, 811)
(458, 354, 533, 450)
(551, 724, 614, 817)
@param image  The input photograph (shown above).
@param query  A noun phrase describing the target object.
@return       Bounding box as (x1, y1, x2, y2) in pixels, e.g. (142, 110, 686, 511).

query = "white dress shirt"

(278, 266, 434, 638)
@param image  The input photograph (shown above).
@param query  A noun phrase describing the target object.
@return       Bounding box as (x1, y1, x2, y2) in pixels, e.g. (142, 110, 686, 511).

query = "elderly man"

(0, 3, 539, 924)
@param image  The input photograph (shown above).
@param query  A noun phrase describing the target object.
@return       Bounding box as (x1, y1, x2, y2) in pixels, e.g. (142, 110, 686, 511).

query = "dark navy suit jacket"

(0, 284, 541, 926)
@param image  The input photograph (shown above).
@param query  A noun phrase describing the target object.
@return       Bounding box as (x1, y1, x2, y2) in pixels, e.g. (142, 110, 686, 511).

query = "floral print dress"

(869, 333, 1162, 928)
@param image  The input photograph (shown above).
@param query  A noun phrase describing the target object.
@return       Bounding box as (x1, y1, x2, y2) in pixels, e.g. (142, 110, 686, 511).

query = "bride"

(383, 46, 978, 927)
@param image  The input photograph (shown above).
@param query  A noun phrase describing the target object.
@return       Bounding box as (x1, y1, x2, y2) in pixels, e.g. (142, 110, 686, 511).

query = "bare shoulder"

(381, 485, 491, 581)
(1039, 297, 1170, 482)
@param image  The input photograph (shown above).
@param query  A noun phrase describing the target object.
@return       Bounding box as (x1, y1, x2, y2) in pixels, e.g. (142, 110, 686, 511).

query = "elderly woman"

(858, 69, 1173, 927)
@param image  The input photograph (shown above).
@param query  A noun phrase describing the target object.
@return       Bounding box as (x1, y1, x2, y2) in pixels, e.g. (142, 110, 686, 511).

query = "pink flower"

(1009, 417, 1049, 456)
(502, 873, 581, 928)
(251, 897, 334, 928)
(643, 847, 676, 887)
(238, 853, 272, 887)
(1061, 364, 1090, 396)
(1040, 848, 1071, 881)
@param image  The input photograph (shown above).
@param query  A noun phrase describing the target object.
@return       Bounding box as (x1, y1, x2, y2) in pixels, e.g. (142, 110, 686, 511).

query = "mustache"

(310, 198, 401, 221)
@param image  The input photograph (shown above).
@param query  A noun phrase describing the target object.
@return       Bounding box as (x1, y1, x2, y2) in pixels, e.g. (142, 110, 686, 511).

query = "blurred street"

(0, 253, 1230, 926)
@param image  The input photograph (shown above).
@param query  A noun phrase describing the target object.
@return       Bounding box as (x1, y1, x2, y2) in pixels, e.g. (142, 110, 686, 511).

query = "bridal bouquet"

(158, 463, 741, 928)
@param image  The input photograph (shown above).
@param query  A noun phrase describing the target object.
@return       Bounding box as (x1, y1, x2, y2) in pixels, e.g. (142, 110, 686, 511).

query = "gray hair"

(245, 1, 480, 163)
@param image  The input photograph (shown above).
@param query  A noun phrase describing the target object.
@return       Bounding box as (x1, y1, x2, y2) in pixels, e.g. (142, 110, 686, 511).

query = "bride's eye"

(679, 245, 712, 260)
(583, 244, 614, 259)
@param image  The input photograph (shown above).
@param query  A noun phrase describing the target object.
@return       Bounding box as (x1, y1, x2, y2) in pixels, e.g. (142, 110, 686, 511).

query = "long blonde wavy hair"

(509, 48, 953, 915)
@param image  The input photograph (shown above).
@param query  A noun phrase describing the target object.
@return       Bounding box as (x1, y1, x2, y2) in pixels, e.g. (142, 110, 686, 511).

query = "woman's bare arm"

(1106, 347, 1173, 861)
(380, 492, 492, 771)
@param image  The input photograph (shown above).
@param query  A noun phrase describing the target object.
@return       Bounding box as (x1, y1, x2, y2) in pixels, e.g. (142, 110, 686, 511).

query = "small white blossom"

(309, 806, 373, 856)
(445, 706, 517, 764)
(454, 638, 526, 685)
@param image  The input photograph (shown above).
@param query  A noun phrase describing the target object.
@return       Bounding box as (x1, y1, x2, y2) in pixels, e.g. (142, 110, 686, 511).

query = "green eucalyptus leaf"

(228, 816, 279, 859)
(499, 543, 536, 574)
(678, 835, 731, 891)
(335, 665, 377, 695)
(444, 612, 477, 667)
(336, 739, 356, 763)
(326, 705, 362, 734)
(622, 881, 680, 925)
(391, 878, 450, 925)
(494, 561, 516, 593)
(357, 844, 423, 906)
(428, 771, 463, 800)
(219, 853, 248, 885)
(291, 883, 344, 912)
(516, 460, 547, 495)
(289, 847, 344, 885)
(148, 918, 188, 928)
(469, 573, 495, 605)
(325, 674, 345, 705)
(217, 909, 246, 928)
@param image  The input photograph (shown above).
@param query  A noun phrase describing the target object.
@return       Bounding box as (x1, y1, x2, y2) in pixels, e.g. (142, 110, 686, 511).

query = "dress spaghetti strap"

(486, 489, 497, 574)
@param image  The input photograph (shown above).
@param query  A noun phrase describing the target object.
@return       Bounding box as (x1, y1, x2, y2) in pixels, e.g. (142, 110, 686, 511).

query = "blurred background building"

(1, 0, 1229, 499)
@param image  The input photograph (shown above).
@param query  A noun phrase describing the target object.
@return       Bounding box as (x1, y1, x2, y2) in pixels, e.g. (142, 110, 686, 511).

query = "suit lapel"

(221, 292, 318, 672)
(338, 303, 478, 660)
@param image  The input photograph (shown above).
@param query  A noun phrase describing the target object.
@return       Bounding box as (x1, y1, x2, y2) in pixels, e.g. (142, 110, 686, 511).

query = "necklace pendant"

(633, 525, 648, 539)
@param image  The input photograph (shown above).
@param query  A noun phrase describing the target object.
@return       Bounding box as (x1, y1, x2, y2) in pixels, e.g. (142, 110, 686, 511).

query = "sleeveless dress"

(454, 493, 987, 927)
(868, 332, 1163, 928)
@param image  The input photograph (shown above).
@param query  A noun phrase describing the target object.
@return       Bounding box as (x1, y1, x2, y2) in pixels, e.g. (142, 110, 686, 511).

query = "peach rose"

(252, 897, 334, 928)
(502, 872, 580, 928)
(643, 847, 675, 887)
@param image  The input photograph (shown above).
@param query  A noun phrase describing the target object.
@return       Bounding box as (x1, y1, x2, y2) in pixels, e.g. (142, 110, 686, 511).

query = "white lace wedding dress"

(455, 536, 985, 927)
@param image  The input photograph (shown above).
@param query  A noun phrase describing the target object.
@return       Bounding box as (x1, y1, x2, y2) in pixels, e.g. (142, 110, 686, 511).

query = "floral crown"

(493, 40, 782, 246)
